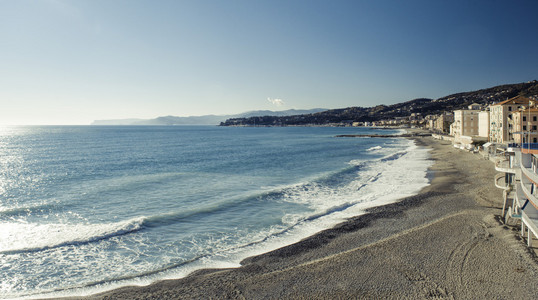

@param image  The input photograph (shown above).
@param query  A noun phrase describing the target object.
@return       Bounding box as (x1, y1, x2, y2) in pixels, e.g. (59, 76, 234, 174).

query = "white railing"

(495, 160, 517, 174)
(521, 165, 538, 185)
(494, 173, 511, 190)
(519, 181, 538, 210)
(522, 213, 538, 241)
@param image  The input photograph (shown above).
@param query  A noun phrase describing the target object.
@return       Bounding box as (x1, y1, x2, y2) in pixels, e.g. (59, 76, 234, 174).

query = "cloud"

(267, 97, 285, 106)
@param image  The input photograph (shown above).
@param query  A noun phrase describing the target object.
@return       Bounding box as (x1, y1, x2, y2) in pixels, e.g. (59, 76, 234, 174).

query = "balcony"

(495, 160, 517, 174)
(518, 181, 538, 211)
(508, 143, 538, 155)
(521, 205, 538, 245)
(522, 143, 538, 150)
(516, 182, 538, 246)
(521, 165, 538, 185)
(494, 173, 512, 190)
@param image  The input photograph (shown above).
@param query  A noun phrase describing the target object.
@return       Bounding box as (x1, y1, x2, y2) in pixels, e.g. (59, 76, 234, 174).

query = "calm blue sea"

(0, 126, 431, 299)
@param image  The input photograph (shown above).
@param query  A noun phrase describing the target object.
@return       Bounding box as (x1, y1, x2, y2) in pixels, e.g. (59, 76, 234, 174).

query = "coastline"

(73, 135, 538, 299)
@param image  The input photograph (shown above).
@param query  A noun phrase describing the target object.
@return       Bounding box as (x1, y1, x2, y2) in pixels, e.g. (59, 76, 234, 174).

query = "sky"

(1, 0, 538, 125)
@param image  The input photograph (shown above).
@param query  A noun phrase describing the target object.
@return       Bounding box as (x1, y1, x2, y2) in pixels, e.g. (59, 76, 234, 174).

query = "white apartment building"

(489, 95, 533, 143)
(451, 109, 480, 137)
(478, 111, 490, 138)
(512, 108, 538, 144)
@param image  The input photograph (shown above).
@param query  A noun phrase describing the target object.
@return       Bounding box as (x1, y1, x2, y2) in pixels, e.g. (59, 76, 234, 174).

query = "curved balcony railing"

(519, 181, 538, 210)
(522, 210, 538, 241)
(494, 173, 511, 190)
(495, 160, 517, 174)
(521, 165, 538, 185)
(516, 182, 538, 246)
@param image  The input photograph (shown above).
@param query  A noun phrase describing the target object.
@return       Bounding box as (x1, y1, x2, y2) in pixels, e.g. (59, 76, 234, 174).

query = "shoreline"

(335, 132, 431, 138)
(72, 136, 538, 299)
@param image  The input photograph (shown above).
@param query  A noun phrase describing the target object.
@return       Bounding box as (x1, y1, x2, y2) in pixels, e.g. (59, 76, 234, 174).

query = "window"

(523, 125, 527, 131)
(509, 106, 512, 111)
(533, 125, 537, 130)
(524, 116, 527, 121)
(534, 116, 537, 122)
(534, 138, 538, 143)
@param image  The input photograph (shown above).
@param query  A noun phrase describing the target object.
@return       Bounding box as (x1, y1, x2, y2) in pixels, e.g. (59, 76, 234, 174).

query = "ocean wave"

(367, 145, 382, 151)
(142, 166, 366, 228)
(133, 140, 430, 280)
(0, 202, 58, 218)
(379, 150, 407, 162)
(367, 172, 382, 183)
(300, 202, 356, 222)
(0, 217, 144, 255)
(348, 148, 408, 167)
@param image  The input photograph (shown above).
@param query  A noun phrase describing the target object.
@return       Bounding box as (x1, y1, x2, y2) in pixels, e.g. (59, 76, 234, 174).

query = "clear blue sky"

(1, 0, 538, 125)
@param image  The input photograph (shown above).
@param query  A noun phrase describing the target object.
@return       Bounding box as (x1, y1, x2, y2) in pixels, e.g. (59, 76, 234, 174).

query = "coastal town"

(220, 84, 538, 257)
(330, 93, 538, 255)
(414, 95, 538, 252)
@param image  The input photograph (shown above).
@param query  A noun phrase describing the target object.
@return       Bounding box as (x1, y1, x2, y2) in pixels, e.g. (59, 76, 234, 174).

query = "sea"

(0, 125, 431, 299)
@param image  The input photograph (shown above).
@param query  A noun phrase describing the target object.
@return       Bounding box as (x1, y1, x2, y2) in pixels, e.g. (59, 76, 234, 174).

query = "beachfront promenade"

(82, 135, 538, 299)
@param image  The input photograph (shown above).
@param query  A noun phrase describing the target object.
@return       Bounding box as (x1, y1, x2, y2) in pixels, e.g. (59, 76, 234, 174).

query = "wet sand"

(81, 136, 538, 299)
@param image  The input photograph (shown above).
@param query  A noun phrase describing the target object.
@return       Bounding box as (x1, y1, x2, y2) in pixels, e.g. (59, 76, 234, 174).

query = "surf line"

(335, 133, 431, 138)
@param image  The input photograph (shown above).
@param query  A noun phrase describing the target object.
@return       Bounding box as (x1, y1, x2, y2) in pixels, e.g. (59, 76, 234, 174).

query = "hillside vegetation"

(220, 80, 538, 126)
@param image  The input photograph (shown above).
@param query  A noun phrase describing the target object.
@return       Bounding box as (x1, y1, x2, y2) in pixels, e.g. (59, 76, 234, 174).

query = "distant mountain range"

(91, 109, 328, 125)
(220, 80, 538, 126)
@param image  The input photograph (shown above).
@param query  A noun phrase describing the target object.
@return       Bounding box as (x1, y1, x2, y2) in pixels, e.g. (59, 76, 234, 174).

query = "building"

(478, 111, 490, 138)
(468, 103, 482, 110)
(512, 108, 538, 144)
(495, 144, 538, 247)
(408, 113, 423, 125)
(426, 118, 435, 131)
(433, 112, 454, 134)
(451, 109, 480, 137)
(489, 95, 533, 144)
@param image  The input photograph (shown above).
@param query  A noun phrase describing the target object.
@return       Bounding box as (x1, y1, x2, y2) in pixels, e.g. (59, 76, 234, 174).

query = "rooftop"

(492, 95, 534, 106)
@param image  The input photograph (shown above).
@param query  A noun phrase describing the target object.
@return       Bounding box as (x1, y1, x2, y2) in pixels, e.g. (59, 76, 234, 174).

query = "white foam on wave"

(217, 137, 432, 261)
(277, 142, 412, 215)
(0, 217, 145, 254)
(367, 145, 382, 151)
